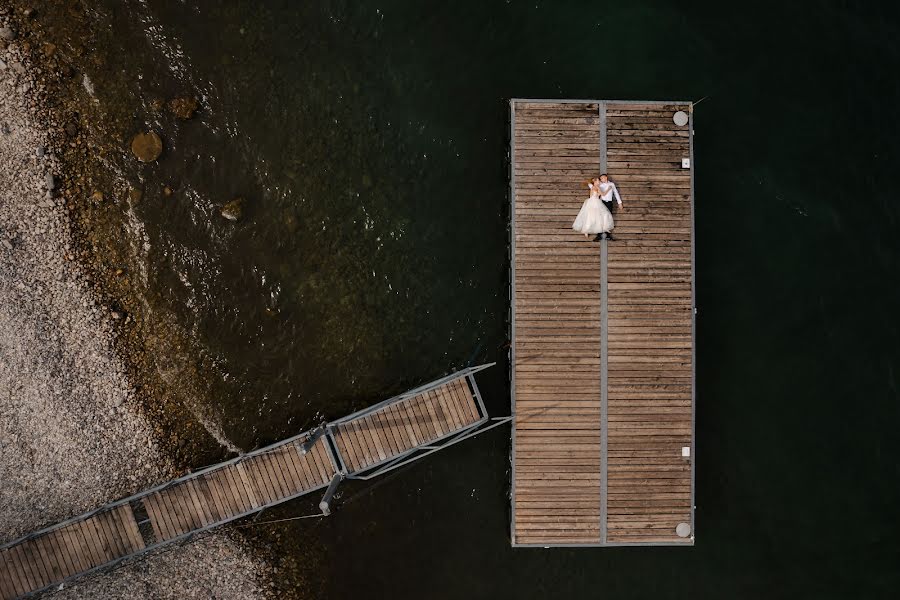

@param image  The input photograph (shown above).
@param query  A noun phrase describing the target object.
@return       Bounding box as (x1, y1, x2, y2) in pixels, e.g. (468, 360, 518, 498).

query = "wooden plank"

(17, 539, 48, 591)
(202, 472, 231, 522)
(79, 517, 112, 567)
(3, 544, 30, 597)
(352, 416, 380, 465)
(409, 393, 435, 442)
(247, 455, 279, 505)
(157, 486, 190, 538)
(290, 444, 318, 490)
(13, 541, 42, 594)
(362, 414, 389, 463)
(429, 389, 456, 436)
(301, 441, 324, 486)
(394, 399, 422, 448)
(246, 455, 277, 505)
(32, 533, 64, 587)
(0, 548, 22, 600)
(93, 509, 127, 560)
(46, 526, 79, 580)
(263, 451, 293, 499)
(273, 447, 302, 495)
(455, 379, 478, 423)
(399, 397, 425, 446)
(439, 384, 465, 431)
(145, 490, 180, 541)
(141, 491, 170, 544)
(312, 441, 335, 484)
(275, 446, 307, 493)
(173, 482, 205, 533)
(422, 387, 446, 437)
(348, 420, 374, 470)
(289, 443, 318, 490)
(373, 406, 402, 458)
(338, 424, 362, 472)
(30, 538, 58, 590)
(384, 403, 411, 451)
(59, 523, 90, 575)
(212, 466, 246, 516)
(233, 462, 262, 509)
(334, 427, 360, 473)
(102, 505, 133, 557)
(186, 479, 215, 528)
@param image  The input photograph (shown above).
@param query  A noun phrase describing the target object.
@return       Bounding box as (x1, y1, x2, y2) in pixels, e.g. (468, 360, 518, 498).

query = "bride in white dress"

(572, 177, 614, 239)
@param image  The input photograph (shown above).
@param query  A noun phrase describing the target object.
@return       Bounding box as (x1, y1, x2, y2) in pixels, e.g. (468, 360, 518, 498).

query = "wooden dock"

(0, 366, 493, 599)
(509, 99, 695, 546)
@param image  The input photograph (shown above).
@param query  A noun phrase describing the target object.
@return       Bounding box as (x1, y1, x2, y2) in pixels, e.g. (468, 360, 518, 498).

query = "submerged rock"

(221, 197, 244, 221)
(130, 131, 163, 162)
(0, 26, 16, 41)
(168, 96, 199, 120)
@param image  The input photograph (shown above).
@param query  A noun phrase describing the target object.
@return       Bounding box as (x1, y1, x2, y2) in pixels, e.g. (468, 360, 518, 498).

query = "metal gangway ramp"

(0, 364, 505, 599)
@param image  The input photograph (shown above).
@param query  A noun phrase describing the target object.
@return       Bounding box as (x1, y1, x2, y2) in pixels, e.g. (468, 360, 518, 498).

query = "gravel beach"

(0, 9, 269, 599)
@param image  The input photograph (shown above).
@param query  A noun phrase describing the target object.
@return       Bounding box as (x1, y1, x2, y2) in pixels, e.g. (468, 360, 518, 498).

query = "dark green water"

(82, 0, 900, 596)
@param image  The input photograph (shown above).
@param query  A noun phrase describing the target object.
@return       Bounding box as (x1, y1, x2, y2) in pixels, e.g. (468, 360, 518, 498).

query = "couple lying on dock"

(572, 174, 622, 241)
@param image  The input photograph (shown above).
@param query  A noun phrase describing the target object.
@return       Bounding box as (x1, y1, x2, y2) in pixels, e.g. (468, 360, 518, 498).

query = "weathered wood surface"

(332, 377, 483, 474)
(0, 433, 334, 600)
(510, 99, 694, 546)
(1, 372, 485, 599)
(605, 102, 693, 545)
(512, 101, 603, 545)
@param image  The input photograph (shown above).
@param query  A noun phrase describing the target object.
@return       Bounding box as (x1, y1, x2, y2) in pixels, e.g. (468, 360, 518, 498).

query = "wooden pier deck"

(509, 99, 695, 546)
(0, 366, 491, 599)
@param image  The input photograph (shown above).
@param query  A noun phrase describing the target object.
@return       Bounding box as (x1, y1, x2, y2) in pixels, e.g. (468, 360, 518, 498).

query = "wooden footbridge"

(509, 99, 696, 546)
(0, 365, 504, 599)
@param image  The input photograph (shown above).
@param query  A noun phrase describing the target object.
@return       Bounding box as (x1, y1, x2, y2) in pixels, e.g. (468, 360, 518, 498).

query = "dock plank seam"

(599, 100, 609, 546)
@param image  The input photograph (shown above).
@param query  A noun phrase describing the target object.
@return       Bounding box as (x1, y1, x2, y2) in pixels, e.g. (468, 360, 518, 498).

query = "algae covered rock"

(168, 96, 199, 120)
(130, 131, 163, 162)
(221, 197, 244, 221)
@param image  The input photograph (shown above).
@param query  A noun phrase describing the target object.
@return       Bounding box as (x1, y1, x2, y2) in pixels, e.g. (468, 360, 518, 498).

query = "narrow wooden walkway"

(509, 99, 695, 547)
(0, 367, 490, 599)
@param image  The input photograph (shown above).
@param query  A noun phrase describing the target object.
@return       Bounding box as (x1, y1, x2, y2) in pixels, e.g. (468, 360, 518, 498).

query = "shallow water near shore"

(31, 0, 900, 596)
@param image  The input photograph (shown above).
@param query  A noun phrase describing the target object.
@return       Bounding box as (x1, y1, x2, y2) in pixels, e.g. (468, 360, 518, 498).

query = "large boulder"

(130, 131, 163, 162)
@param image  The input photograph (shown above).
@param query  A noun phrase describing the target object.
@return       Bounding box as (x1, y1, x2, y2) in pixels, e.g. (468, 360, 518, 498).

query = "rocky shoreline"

(1, 5, 271, 598)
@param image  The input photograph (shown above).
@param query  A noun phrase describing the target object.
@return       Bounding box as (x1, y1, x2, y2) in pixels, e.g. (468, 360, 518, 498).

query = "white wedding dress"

(572, 184, 614, 234)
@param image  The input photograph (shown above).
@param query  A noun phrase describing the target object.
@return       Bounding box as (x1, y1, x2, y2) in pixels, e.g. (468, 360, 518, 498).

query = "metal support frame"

(346, 417, 511, 481)
(319, 473, 344, 516)
(1, 364, 500, 598)
(508, 98, 518, 547)
(330, 363, 494, 427)
(324, 364, 495, 480)
(688, 103, 697, 542)
(299, 424, 327, 454)
(0, 426, 332, 555)
(598, 101, 610, 545)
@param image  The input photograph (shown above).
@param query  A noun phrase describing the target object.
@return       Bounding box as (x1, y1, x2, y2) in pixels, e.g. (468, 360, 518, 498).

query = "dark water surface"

(82, 0, 900, 597)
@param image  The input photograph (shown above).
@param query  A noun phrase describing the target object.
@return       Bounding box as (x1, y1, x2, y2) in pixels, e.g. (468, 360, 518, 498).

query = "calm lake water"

(71, 0, 900, 596)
